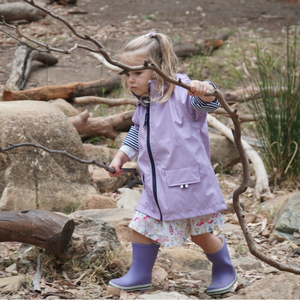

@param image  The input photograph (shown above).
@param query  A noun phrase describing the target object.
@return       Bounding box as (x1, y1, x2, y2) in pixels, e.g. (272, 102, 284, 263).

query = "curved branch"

(205, 89, 300, 275)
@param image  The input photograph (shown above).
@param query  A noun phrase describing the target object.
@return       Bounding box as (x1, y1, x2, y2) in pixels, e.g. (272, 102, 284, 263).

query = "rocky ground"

(0, 0, 300, 299)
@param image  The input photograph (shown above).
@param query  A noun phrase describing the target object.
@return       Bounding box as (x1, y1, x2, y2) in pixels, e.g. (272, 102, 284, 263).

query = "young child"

(108, 32, 237, 296)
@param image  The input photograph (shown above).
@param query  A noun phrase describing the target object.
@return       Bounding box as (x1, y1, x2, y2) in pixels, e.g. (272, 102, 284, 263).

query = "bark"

(0, 209, 74, 254)
(74, 96, 137, 106)
(2, 76, 121, 101)
(214, 108, 257, 122)
(5, 44, 58, 91)
(69, 109, 135, 138)
(0, 2, 46, 22)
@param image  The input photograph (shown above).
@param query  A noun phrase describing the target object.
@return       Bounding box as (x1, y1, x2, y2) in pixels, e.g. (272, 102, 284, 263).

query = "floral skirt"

(128, 210, 224, 247)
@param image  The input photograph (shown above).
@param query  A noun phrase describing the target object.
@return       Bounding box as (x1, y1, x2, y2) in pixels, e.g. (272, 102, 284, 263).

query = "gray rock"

(63, 214, 119, 261)
(0, 275, 26, 294)
(70, 208, 135, 224)
(232, 256, 263, 271)
(0, 101, 97, 212)
(271, 192, 300, 242)
(227, 273, 300, 299)
(209, 132, 240, 168)
(158, 247, 211, 272)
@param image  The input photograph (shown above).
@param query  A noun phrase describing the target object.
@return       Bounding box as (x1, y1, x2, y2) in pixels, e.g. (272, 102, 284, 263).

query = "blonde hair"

(120, 32, 178, 103)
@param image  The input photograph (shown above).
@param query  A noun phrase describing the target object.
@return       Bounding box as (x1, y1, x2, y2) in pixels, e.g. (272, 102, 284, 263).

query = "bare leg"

(191, 232, 222, 254)
(132, 229, 153, 245)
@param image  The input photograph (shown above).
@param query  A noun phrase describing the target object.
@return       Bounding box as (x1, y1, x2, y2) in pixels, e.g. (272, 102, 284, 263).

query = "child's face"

(122, 58, 153, 96)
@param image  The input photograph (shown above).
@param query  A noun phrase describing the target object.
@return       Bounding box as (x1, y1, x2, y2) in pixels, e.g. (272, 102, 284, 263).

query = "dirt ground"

(0, 1, 300, 299)
(1, 0, 300, 92)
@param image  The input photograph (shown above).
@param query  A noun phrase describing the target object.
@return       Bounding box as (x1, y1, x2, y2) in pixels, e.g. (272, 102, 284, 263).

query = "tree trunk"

(0, 2, 46, 22)
(74, 96, 137, 106)
(69, 109, 134, 138)
(5, 44, 58, 91)
(0, 209, 74, 254)
(2, 76, 121, 101)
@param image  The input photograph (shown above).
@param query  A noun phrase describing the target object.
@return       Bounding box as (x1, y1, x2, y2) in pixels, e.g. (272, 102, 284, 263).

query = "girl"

(108, 32, 237, 296)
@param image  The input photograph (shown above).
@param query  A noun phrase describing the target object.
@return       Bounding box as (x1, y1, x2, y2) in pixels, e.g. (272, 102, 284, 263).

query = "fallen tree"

(69, 109, 135, 138)
(5, 43, 58, 91)
(2, 76, 121, 101)
(0, 209, 74, 255)
(0, 2, 46, 22)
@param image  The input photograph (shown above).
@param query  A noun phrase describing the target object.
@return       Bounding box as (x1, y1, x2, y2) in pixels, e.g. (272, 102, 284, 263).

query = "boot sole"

(206, 273, 238, 296)
(108, 281, 151, 292)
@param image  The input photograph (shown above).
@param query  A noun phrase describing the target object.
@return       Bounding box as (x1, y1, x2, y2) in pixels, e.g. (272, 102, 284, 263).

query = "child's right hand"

(108, 150, 130, 177)
(108, 157, 123, 177)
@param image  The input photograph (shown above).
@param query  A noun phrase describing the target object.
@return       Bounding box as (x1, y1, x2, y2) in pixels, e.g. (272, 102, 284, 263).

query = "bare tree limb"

(206, 89, 300, 275)
(74, 96, 137, 106)
(0, 143, 138, 175)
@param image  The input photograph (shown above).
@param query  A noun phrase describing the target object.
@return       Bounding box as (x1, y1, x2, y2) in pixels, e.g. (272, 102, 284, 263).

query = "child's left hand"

(188, 80, 215, 102)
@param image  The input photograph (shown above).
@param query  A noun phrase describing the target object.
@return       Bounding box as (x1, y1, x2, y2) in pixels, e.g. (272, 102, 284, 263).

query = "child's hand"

(108, 150, 130, 177)
(188, 80, 215, 102)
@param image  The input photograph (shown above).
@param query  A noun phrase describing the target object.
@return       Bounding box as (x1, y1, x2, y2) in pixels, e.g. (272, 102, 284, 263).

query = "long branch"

(0, 143, 138, 175)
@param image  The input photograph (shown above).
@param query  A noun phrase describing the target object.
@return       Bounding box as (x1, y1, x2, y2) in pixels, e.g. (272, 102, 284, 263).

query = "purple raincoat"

(132, 73, 227, 221)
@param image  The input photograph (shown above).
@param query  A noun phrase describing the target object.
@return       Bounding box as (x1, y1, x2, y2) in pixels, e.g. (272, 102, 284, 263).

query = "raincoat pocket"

(165, 166, 201, 187)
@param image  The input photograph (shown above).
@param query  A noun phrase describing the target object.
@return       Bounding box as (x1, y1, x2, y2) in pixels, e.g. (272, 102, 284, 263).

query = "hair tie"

(144, 31, 157, 38)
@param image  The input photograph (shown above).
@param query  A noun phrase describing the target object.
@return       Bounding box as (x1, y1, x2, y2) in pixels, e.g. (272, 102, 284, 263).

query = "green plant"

(244, 26, 300, 185)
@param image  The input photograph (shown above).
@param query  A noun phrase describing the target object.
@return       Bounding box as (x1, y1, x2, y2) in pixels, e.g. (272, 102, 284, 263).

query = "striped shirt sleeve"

(120, 126, 139, 160)
(190, 81, 221, 113)
(122, 126, 139, 151)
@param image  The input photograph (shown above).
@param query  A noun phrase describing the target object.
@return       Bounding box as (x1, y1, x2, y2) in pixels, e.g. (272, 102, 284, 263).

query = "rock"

(114, 132, 127, 148)
(83, 143, 118, 165)
(152, 265, 168, 283)
(158, 248, 210, 272)
(270, 192, 300, 242)
(76, 195, 118, 210)
(70, 208, 135, 224)
(230, 213, 257, 225)
(227, 273, 300, 299)
(0, 275, 26, 294)
(116, 187, 141, 209)
(0, 101, 97, 212)
(209, 132, 241, 168)
(231, 256, 263, 271)
(136, 291, 193, 299)
(113, 220, 132, 242)
(89, 161, 137, 192)
(50, 98, 79, 116)
(62, 214, 119, 260)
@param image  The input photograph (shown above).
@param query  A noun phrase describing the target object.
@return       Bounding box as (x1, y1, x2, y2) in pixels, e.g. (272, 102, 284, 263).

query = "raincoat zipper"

(145, 104, 163, 221)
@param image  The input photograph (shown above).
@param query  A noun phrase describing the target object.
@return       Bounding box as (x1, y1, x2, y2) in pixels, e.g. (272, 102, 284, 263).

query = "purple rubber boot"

(108, 242, 159, 292)
(205, 236, 237, 296)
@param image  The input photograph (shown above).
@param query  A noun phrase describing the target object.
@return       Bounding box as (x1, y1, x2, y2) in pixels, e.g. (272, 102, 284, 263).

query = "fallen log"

(69, 109, 134, 138)
(0, 2, 46, 22)
(206, 114, 272, 199)
(2, 76, 121, 101)
(0, 209, 74, 254)
(173, 33, 229, 57)
(74, 96, 137, 106)
(5, 44, 58, 91)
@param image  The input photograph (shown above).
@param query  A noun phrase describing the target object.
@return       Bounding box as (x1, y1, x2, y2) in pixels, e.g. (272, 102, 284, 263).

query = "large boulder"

(0, 101, 97, 212)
